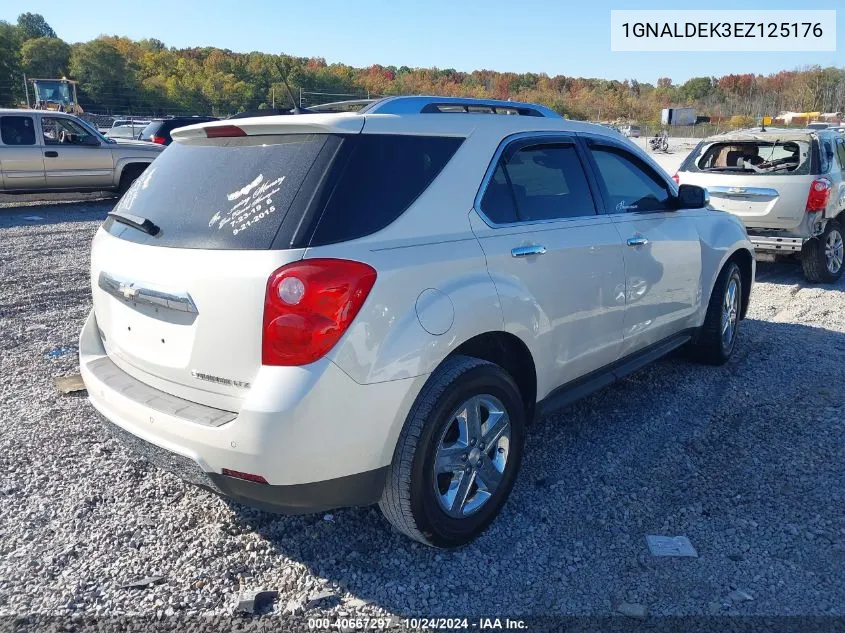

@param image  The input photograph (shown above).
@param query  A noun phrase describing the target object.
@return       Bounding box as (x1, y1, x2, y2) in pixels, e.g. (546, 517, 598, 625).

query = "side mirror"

(83, 135, 101, 147)
(675, 184, 709, 209)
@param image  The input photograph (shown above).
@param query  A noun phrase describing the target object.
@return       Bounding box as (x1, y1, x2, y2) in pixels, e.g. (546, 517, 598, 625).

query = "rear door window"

(1, 116, 36, 145)
(478, 140, 596, 224)
(104, 134, 335, 249)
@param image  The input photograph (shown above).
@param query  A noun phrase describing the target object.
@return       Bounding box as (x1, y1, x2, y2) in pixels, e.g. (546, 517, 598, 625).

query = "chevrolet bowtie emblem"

(728, 187, 746, 194)
(119, 283, 139, 300)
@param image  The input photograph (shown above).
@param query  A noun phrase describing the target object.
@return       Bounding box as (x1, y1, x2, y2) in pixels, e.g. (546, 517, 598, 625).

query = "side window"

(42, 117, 97, 146)
(311, 134, 464, 246)
(837, 139, 845, 170)
(479, 142, 596, 223)
(589, 146, 672, 212)
(819, 140, 833, 173)
(479, 163, 519, 224)
(0, 116, 36, 146)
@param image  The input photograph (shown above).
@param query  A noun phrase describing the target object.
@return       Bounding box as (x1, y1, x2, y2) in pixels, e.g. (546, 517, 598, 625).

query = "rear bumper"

(749, 234, 805, 253)
(97, 414, 386, 514)
(79, 310, 424, 513)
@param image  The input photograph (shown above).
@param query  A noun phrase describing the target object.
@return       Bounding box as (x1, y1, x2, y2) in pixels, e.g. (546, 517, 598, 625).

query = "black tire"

(801, 220, 844, 284)
(378, 355, 525, 548)
(691, 262, 742, 366)
(117, 164, 148, 196)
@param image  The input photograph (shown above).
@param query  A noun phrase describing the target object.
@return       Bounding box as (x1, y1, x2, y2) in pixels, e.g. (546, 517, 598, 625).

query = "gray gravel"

(0, 197, 843, 627)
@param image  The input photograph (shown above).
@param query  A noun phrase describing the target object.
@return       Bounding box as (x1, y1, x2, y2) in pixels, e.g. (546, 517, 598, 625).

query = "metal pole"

(23, 74, 30, 108)
(272, 86, 275, 108)
(299, 87, 302, 108)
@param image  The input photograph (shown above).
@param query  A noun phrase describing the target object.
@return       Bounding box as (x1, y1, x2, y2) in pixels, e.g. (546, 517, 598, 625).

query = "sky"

(3, 0, 842, 84)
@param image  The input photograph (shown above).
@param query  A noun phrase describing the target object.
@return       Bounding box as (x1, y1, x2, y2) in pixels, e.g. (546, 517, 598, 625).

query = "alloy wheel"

(825, 229, 844, 274)
(432, 394, 511, 518)
(721, 277, 739, 350)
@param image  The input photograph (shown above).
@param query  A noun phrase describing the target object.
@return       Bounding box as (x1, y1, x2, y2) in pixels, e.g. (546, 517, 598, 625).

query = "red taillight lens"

(806, 177, 831, 212)
(672, 173, 680, 184)
(204, 124, 247, 138)
(150, 135, 166, 145)
(262, 259, 377, 366)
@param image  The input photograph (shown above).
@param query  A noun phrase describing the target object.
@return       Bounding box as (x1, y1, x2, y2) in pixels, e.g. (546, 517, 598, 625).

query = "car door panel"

(610, 211, 703, 352)
(470, 135, 626, 399)
(0, 115, 45, 190)
(471, 214, 626, 398)
(581, 136, 703, 356)
(40, 116, 114, 189)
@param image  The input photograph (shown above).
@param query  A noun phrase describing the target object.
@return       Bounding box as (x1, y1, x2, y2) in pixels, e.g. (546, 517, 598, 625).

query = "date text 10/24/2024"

(307, 617, 528, 630)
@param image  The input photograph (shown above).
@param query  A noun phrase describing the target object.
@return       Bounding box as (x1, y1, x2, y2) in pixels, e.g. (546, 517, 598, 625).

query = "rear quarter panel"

(312, 233, 502, 385)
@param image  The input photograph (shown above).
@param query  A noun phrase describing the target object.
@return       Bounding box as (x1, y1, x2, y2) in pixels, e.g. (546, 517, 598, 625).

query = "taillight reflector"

(262, 259, 377, 366)
(149, 135, 166, 145)
(204, 125, 247, 138)
(221, 468, 268, 485)
(672, 173, 680, 184)
(806, 177, 831, 212)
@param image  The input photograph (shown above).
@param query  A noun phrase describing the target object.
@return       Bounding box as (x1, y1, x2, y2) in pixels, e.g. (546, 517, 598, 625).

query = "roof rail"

(360, 96, 561, 118)
(310, 99, 379, 112)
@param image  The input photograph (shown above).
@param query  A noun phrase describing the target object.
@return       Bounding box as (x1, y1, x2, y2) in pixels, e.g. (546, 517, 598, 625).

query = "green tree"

(21, 37, 70, 78)
(69, 40, 133, 110)
(16, 12, 56, 40)
(681, 76, 713, 101)
(0, 21, 23, 106)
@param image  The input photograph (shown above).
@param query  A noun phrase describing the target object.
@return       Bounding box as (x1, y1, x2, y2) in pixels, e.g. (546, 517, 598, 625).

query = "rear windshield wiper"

(107, 211, 161, 236)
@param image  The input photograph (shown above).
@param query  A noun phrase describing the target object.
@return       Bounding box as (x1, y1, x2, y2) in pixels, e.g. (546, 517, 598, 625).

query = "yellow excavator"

(25, 77, 83, 115)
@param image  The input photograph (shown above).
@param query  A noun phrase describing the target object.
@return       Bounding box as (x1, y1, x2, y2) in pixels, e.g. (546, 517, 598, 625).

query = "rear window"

(104, 134, 333, 249)
(685, 140, 811, 176)
(104, 133, 463, 249)
(139, 121, 163, 140)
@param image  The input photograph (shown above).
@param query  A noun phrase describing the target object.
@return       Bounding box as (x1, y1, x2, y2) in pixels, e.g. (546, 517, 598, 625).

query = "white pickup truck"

(677, 128, 845, 282)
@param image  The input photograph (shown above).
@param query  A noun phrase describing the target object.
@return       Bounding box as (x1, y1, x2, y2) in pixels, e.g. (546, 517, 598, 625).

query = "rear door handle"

(511, 245, 547, 258)
(627, 236, 649, 247)
(44, 151, 58, 158)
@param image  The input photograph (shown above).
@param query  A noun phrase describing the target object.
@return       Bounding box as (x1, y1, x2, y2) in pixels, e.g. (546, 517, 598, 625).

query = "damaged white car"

(676, 128, 845, 282)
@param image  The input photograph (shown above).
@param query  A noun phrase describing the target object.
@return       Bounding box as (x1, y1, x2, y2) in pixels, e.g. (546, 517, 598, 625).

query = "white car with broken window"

(79, 96, 754, 547)
(676, 128, 845, 282)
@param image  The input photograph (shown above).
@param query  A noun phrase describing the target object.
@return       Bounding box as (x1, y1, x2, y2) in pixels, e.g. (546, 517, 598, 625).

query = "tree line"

(1, 12, 844, 123)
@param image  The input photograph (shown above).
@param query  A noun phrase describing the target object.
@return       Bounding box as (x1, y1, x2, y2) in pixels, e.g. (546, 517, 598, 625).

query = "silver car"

(677, 128, 845, 282)
(0, 109, 164, 195)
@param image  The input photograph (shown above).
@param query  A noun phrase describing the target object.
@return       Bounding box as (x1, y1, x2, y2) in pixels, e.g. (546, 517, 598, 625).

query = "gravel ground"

(0, 195, 843, 631)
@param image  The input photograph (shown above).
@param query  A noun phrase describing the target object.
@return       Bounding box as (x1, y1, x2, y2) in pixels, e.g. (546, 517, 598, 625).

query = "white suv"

(80, 96, 754, 547)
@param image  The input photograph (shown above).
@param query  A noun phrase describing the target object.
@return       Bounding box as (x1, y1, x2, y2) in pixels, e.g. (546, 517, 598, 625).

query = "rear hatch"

(90, 117, 363, 411)
(678, 137, 815, 231)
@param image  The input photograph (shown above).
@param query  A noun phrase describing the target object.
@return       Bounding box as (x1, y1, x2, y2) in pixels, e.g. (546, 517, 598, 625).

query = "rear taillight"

(262, 259, 377, 366)
(672, 173, 680, 184)
(149, 135, 166, 145)
(204, 124, 246, 138)
(806, 177, 831, 212)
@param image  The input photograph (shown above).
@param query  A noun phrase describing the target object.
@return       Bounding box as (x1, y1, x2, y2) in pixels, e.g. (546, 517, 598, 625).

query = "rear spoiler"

(170, 113, 365, 140)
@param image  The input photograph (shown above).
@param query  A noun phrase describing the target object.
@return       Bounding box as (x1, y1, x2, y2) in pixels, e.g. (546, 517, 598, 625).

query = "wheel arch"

(114, 159, 153, 185)
(726, 248, 754, 320)
(445, 331, 537, 420)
